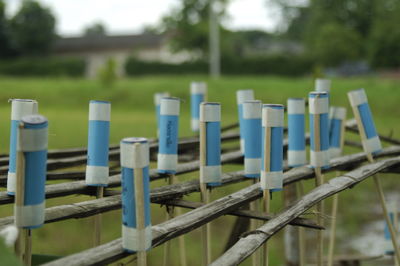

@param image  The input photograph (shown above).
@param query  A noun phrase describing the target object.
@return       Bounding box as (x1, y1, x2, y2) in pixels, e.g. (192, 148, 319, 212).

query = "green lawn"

(0, 75, 399, 265)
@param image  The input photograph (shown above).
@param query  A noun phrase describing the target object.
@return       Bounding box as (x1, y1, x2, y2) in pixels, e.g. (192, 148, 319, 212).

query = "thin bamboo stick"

(134, 164, 147, 266)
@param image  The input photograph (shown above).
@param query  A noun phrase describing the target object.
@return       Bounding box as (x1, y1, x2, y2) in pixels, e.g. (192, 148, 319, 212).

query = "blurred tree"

(161, 0, 231, 59)
(368, 3, 400, 68)
(269, 0, 400, 68)
(10, 0, 55, 56)
(84, 22, 107, 36)
(310, 22, 362, 66)
(0, 0, 15, 57)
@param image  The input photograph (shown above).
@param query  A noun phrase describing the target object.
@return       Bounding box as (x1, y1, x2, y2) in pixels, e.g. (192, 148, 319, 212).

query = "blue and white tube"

(157, 97, 180, 174)
(237, 90, 255, 154)
(287, 98, 306, 167)
(7, 99, 38, 195)
(154, 92, 170, 137)
(348, 89, 382, 155)
(242, 100, 261, 178)
(200, 102, 221, 186)
(190, 82, 207, 132)
(121, 137, 152, 252)
(384, 201, 398, 255)
(14, 115, 48, 229)
(261, 104, 284, 191)
(315, 78, 331, 93)
(309, 92, 330, 168)
(85, 100, 111, 187)
(329, 107, 346, 159)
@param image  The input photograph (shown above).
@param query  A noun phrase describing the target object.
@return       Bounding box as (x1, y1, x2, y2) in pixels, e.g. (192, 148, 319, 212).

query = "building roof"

(53, 33, 164, 53)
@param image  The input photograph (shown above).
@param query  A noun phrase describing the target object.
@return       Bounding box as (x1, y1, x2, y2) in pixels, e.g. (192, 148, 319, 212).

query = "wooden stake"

(314, 111, 324, 266)
(15, 123, 32, 266)
(199, 119, 210, 266)
(163, 175, 187, 266)
(251, 178, 261, 266)
(262, 125, 271, 266)
(297, 181, 306, 266)
(93, 186, 104, 246)
(134, 160, 147, 266)
(24, 229, 32, 266)
(262, 190, 270, 266)
(350, 104, 400, 263)
(327, 189, 339, 266)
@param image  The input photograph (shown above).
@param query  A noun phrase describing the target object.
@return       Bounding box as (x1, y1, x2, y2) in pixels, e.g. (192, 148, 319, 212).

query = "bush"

(0, 57, 85, 77)
(125, 54, 312, 76)
(368, 20, 400, 68)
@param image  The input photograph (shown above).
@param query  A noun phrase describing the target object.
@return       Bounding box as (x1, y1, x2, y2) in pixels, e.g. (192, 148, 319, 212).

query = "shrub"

(125, 54, 312, 76)
(0, 57, 85, 77)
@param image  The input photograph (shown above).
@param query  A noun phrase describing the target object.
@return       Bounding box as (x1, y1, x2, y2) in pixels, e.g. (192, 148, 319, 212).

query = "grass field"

(0, 75, 399, 265)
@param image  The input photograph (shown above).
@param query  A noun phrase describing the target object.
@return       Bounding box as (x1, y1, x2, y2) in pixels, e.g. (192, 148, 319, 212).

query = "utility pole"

(209, 0, 220, 78)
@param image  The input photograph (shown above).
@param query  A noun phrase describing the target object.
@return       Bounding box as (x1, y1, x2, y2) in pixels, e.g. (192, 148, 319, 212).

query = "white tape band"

(240, 139, 244, 154)
(244, 158, 261, 175)
(120, 142, 149, 169)
(191, 119, 199, 131)
(236, 90, 254, 104)
(348, 89, 368, 107)
(122, 224, 152, 252)
(200, 165, 221, 184)
(287, 99, 305, 114)
(310, 150, 330, 167)
(262, 107, 284, 127)
(85, 165, 109, 185)
(260, 171, 283, 190)
(89, 102, 111, 121)
(331, 107, 346, 120)
(243, 102, 262, 119)
(157, 154, 178, 172)
(14, 202, 45, 227)
(160, 98, 180, 116)
(309, 97, 329, 114)
(315, 79, 331, 92)
(7, 172, 16, 194)
(288, 150, 307, 167)
(363, 136, 382, 154)
(329, 147, 342, 159)
(18, 127, 48, 152)
(11, 100, 38, 120)
(200, 104, 221, 122)
(154, 92, 169, 105)
(190, 82, 207, 94)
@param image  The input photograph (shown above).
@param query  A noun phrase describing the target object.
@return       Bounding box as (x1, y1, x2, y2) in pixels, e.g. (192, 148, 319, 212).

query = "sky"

(5, 0, 279, 36)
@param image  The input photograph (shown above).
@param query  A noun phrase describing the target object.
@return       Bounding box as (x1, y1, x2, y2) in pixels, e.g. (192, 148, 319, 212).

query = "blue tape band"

(206, 122, 221, 166)
(8, 120, 19, 173)
(24, 150, 47, 205)
(159, 115, 178, 154)
(310, 113, 329, 151)
(122, 166, 151, 229)
(358, 103, 378, 139)
(270, 127, 283, 172)
(261, 126, 283, 171)
(87, 120, 110, 167)
(243, 118, 262, 158)
(191, 94, 204, 119)
(288, 114, 305, 151)
(329, 119, 342, 148)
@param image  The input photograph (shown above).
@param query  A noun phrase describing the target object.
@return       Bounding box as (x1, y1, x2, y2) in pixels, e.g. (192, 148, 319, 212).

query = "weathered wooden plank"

(0, 171, 247, 228)
(0, 150, 243, 205)
(42, 155, 400, 266)
(163, 199, 323, 230)
(210, 156, 400, 266)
